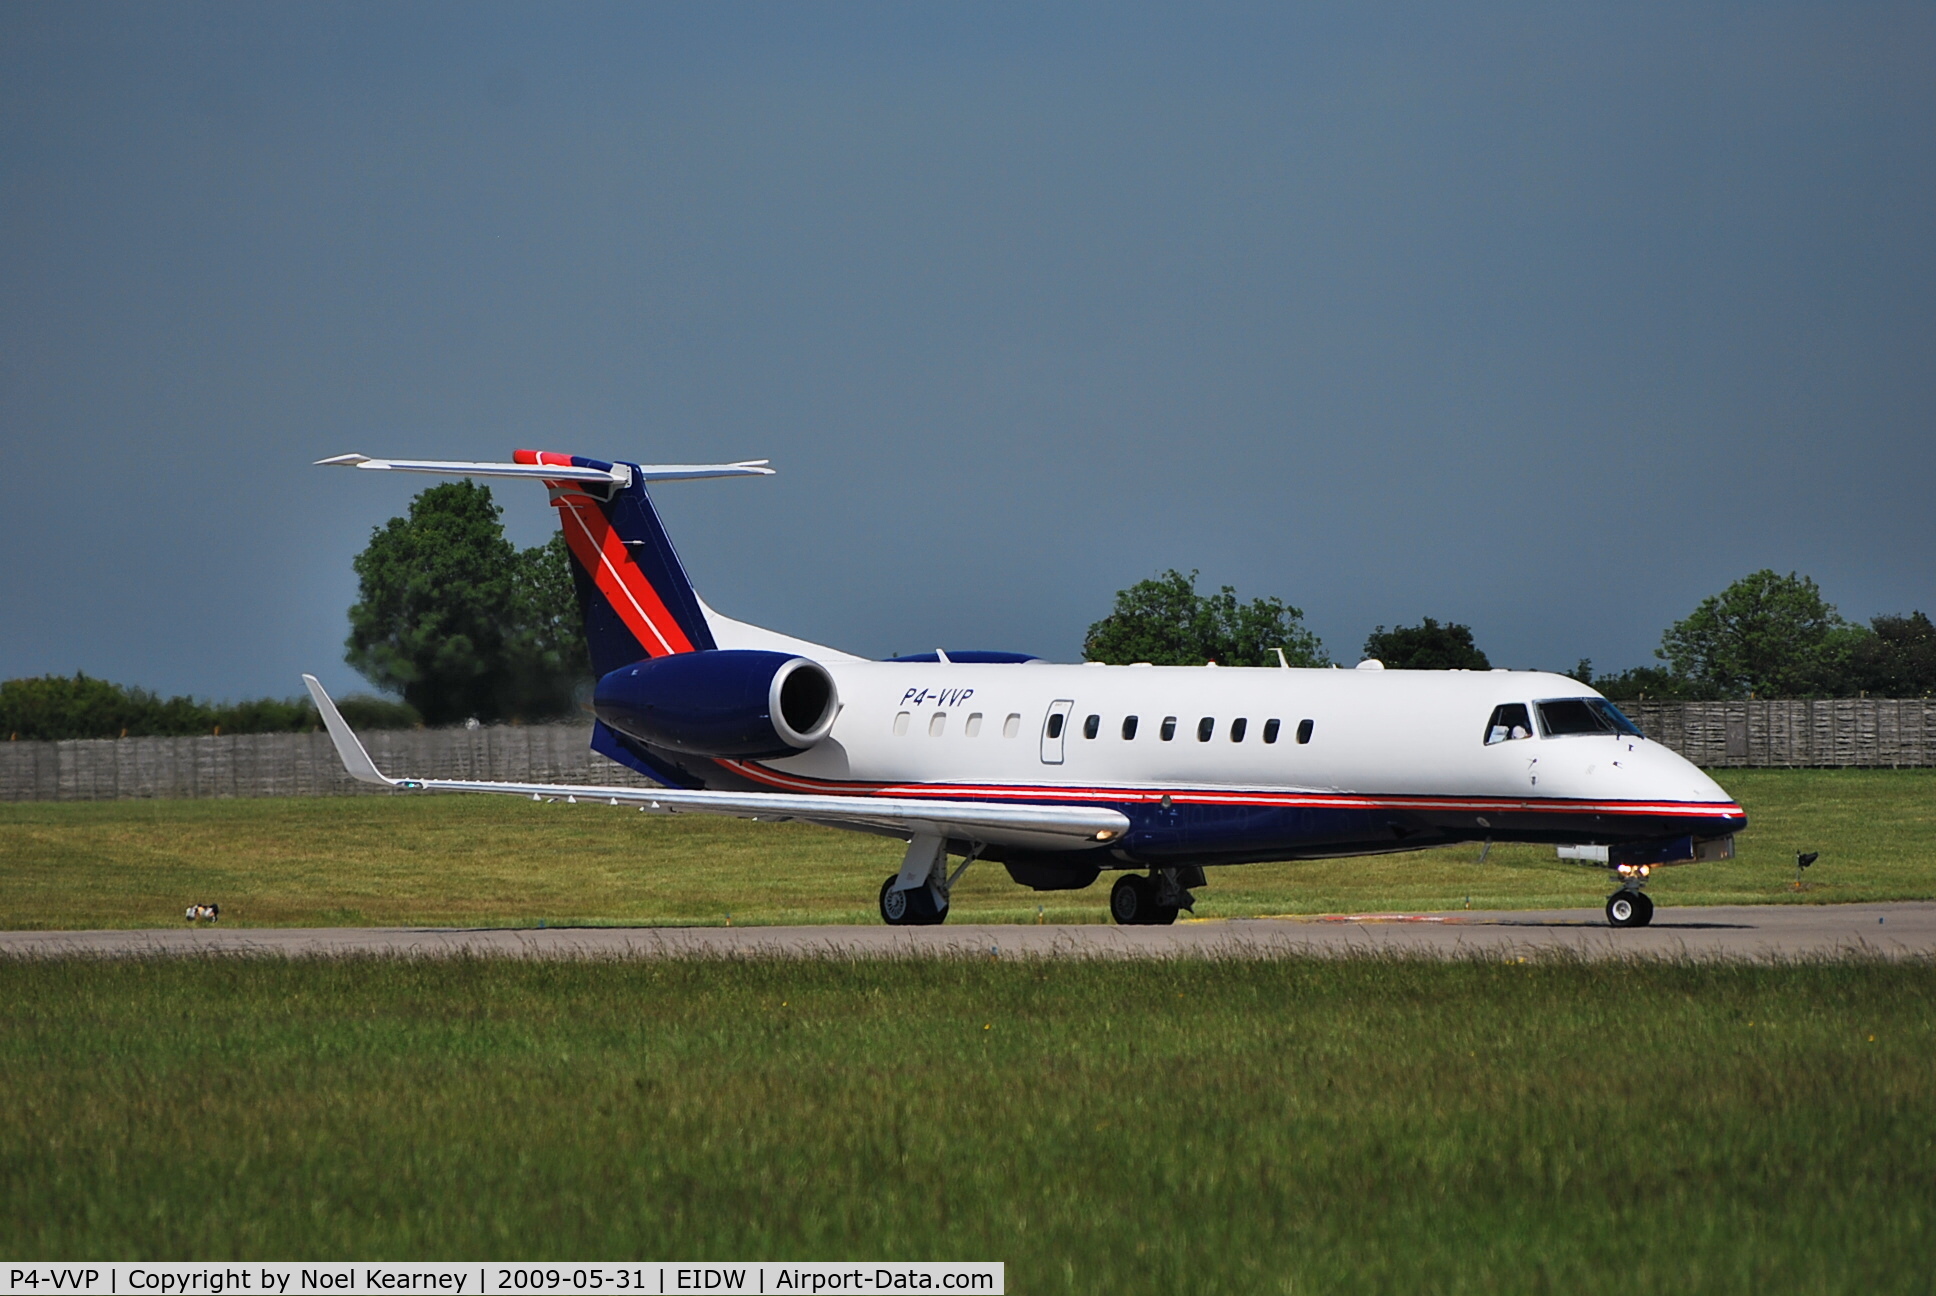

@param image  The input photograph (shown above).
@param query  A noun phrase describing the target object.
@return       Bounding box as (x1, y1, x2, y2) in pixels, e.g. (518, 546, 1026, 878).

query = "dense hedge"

(0, 674, 420, 741)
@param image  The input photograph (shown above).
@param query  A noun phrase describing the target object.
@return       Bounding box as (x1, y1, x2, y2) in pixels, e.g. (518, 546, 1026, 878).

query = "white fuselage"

(700, 662, 1741, 864)
(763, 663, 1724, 801)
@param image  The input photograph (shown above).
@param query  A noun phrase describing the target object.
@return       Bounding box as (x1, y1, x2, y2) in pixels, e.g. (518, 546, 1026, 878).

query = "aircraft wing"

(302, 676, 1126, 848)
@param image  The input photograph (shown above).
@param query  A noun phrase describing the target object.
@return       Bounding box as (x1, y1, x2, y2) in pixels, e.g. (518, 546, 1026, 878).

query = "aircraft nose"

(1654, 743, 1747, 826)
(1687, 762, 1736, 804)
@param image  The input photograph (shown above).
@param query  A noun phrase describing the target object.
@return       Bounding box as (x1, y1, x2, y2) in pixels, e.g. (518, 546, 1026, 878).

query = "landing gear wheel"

(1149, 902, 1180, 926)
(879, 875, 946, 926)
(1606, 890, 1654, 928)
(879, 876, 912, 926)
(1110, 874, 1157, 925)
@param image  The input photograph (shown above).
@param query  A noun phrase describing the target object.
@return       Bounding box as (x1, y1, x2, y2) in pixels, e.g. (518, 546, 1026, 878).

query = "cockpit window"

(1535, 698, 1645, 738)
(1536, 699, 1602, 736)
(1484, 703, 1533, 745)
(1590, 699, 1643, 736)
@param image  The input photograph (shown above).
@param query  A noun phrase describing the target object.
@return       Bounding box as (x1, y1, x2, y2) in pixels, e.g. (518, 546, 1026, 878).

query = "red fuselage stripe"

(714, 759, 1744, 819)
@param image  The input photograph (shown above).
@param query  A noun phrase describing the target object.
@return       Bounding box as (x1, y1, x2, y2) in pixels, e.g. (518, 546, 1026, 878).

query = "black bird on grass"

(1794, 851, 1819, 890)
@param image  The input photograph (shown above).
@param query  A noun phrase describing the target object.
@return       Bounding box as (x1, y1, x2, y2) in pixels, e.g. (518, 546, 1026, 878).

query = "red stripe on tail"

(553, 495, 695, 657)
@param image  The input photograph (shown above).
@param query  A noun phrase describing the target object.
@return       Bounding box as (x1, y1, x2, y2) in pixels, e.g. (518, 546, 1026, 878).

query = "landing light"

(1094, 829, 1119, 842)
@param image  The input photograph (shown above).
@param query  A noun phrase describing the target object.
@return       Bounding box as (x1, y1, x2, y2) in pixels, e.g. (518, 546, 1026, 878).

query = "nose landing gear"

(1605, 886, 1654, 928)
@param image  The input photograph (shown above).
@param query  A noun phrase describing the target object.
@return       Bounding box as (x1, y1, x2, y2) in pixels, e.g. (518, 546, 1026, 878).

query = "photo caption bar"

(1, 1266, 1002, 1296)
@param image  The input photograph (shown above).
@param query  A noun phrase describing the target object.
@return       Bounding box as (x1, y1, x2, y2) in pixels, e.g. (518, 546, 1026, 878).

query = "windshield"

(1589, 699, 1643, 736)
(1536, 698, 1644, 738)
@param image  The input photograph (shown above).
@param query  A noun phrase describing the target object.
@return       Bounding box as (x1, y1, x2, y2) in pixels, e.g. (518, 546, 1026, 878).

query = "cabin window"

(1122, 716, 1139, 740)
(929, 713, 947, 737)
(1083, 714, 1100, 740)
(1003, 713, 1021, 739)
(1046, 713, 1065, 740)
(1536, 698, 1644, 738)
(1230, 718, 1247, 742)
(965, 712, 983, 737)
(1484, 702, 1534, 745)
(1296, 718, 1314, 744)
(1263, 718, 1281, 744)
(1197, 717, 1215, 742)
(893, 711, 911, 736)
(1160, 716, 1177, 741)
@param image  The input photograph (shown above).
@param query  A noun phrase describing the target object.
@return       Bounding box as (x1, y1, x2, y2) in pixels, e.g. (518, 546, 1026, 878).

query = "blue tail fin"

(515, 449, 717, 677)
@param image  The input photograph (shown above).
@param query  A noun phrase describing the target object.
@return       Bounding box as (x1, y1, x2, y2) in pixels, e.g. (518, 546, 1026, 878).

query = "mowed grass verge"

(3, 955, 1932, 1292)
(0, 768, 1930, 929)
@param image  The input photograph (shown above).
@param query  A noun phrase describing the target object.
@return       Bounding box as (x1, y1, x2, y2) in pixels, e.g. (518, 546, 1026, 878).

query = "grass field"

(2, 955, 1931, 1291)
(1, 769, 1930, 928)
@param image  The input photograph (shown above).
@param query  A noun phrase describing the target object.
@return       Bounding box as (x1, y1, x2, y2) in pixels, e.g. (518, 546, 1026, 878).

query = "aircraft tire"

(1110, 874, 1156, 926)
(880, 875, 913, 926)
(1605, 891, 1654, 928)
(879, 875, 946, 926)
(1149, 903, 1180, 926)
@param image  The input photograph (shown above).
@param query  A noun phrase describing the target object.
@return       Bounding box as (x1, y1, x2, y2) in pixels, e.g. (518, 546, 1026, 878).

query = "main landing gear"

(879, 832, 981, 927)
(1605, 884, 1655, 928)
(880, 874, 946, 926)
(1109, 868, 1201, 926)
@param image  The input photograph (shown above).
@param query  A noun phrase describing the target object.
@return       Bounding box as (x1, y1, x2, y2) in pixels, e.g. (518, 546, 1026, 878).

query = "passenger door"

(1039, 699, 1075, 765)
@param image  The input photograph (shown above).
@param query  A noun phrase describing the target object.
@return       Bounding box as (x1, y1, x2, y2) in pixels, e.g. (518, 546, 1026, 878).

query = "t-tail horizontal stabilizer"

(314, 454, 774, 484)
(299, 675, 1129, 847)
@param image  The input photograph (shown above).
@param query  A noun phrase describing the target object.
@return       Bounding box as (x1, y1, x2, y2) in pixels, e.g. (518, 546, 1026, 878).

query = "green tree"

(1843, 612, 1936, 697)
(1362, 618, 1490, 670)
(1579, 664, 1703, 701)
(331, 694, 423, 730)
(1657, 570, 1850, 698)
(499, 533, 588, 719)
(0, 673, 422, 740)
(1, 673, 192, 739)
(345, 482, 589, 724)
(1082, 569, 1326, 667)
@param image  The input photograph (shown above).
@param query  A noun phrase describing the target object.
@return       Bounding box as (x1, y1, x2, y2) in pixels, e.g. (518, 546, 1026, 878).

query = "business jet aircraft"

(307, 449, 1744, 929)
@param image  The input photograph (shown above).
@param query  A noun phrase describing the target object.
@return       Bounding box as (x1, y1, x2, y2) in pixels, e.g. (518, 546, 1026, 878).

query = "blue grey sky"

(3, 3, 1932, 701)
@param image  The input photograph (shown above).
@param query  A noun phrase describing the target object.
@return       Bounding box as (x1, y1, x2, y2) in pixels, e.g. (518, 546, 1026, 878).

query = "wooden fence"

(4, 700, 1934, 802)
(1619, 699, 1936, 769)
(0, 724, 658, 802)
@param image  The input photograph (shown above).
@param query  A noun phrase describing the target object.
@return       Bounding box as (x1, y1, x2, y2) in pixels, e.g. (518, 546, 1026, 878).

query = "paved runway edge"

(3, 903, 1934, 962)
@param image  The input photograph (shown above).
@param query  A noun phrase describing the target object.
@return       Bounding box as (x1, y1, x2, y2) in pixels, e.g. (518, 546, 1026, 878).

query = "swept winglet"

(302, 674, 401, 788)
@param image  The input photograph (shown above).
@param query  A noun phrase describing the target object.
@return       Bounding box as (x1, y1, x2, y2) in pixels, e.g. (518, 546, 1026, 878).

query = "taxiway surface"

(2, 902, 1931, 961)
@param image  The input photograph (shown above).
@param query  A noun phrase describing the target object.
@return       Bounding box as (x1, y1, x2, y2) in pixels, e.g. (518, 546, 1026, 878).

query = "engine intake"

(593, 650, 840, 759)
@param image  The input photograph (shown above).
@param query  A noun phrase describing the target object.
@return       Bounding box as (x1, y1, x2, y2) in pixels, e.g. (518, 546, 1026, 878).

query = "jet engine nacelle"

(593, 650, 839, 760)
